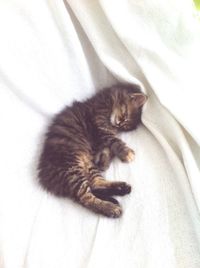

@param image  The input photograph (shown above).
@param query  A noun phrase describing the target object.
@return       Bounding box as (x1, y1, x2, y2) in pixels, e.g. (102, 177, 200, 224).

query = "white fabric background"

(0, 0, 200, 267)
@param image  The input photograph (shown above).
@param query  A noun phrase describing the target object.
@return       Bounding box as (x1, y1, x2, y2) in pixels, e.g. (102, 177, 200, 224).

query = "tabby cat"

(38, 84, 147, 218)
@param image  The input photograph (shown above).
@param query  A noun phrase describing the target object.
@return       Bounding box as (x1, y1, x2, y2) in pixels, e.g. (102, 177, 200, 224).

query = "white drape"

(0, 0, 200, 267)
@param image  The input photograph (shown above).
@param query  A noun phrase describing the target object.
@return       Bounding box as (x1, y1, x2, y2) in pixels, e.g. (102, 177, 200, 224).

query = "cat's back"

(49, 101, 88, 133)
(42, 100, 93, 154)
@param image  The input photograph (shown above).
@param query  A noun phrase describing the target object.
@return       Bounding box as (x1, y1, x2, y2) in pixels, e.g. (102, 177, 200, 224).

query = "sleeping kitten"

(38, 84, 147, 218)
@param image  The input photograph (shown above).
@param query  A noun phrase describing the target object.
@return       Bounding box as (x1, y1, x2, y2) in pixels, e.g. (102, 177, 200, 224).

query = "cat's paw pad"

(100, 201, 122, 218)
(108, 206, 122, 218)
(117, 182, 131, 194)
(113, 182, 131, 196)
(126, 150, 135, 162)
(119, 148, 135, 162)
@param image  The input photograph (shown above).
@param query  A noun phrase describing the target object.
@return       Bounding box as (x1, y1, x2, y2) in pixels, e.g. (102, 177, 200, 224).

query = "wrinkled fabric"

(0, 1, 200, 267)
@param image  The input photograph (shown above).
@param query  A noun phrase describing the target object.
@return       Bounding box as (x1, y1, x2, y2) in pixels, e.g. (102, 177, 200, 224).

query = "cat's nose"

(115, 117, 120, 125)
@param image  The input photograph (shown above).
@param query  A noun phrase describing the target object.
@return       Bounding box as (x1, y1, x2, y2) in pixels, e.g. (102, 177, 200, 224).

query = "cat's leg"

(110, 138, 135, 163)
(78, 191, 122, 218)
(88, 165, 131, 196)
(96, 126, 135, 163)
(71, 153, 122, 218)
(74, 179, 122, 218)
(90, 176, 131, 197)
(100, 134, 135, 163)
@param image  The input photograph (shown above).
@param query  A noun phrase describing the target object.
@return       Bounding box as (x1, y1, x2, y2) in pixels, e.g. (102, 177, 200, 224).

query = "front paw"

(94, 148, 112, 171)
(118, 147, 135, 162)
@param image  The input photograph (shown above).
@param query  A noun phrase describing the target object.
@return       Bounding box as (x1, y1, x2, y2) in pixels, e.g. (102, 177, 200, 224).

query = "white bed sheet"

(0, 1, 200, 267)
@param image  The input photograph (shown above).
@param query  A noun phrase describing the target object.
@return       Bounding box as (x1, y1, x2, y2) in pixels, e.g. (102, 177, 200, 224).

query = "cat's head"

(110, 85, 147, 131)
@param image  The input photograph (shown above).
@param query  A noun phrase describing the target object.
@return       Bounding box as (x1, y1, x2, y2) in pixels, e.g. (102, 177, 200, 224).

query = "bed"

(0, 1, 200, 267)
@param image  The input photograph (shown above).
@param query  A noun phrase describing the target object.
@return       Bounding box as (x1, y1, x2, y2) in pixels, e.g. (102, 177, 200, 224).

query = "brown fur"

(38, 84, 147, 218)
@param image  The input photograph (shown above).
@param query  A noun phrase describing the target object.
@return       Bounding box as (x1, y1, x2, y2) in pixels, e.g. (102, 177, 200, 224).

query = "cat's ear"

(130, 93, 148, 108)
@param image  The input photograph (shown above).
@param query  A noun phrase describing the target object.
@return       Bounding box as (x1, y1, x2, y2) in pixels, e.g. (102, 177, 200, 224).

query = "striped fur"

(38, 84, 147, 218)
